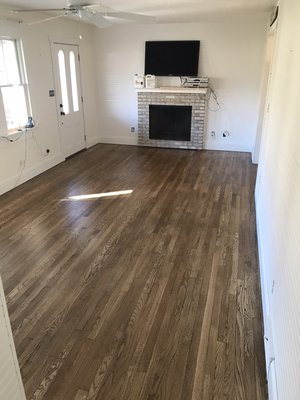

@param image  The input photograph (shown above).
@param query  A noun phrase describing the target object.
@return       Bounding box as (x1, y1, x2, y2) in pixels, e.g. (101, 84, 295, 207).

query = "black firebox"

(149, 105, 192, 141)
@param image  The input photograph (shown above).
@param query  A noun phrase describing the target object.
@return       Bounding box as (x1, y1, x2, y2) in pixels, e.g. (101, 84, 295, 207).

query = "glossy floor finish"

(0, 144, 267, 400)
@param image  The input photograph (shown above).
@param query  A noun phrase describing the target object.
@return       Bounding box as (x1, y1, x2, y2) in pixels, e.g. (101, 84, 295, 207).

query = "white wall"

(0, 6, 100, 195)
(0, 276, 26, 400)
(0, 12, 269, 195)
(255, 0, 300, 398)
(252, 29, 276, 164)
(93, 20, 268, 152)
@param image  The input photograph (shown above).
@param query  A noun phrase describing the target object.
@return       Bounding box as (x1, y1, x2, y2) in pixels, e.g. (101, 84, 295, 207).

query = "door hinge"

(84, 134, 87, 141)
(81, 96, 83, 103)
(78, 54, 80, 62)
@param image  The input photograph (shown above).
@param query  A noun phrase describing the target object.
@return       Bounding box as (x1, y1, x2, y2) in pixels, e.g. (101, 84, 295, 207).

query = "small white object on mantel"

(137, 87, 208, 94)
(134, 74, 145, 89)
(145, 75, 156, 89)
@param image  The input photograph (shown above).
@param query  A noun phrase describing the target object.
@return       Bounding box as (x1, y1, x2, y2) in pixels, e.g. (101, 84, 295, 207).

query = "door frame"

(49, 38, 86, 158)
(252, 21, 278, 164)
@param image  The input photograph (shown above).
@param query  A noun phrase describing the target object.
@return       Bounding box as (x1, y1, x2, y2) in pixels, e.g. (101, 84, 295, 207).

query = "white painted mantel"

(138, 87, 208, 94)
(137, 87, 207, 150)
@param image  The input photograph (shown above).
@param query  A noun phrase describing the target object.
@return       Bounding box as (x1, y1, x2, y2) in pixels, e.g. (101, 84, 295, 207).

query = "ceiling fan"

(13, 2, 156, 28)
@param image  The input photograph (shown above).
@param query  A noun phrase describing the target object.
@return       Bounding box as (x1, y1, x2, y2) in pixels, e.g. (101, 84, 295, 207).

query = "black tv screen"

(145, 40, 200, 77)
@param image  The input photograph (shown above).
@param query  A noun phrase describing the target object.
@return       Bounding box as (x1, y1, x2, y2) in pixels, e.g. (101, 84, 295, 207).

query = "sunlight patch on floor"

(68, 190, 133, 200)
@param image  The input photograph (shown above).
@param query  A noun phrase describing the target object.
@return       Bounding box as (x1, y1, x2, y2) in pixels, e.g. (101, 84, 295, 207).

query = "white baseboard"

(98, 136, 138, 146)
(255, 189, 270, 324)
(98, 137, 250, 152)
(86, 136, 99, 148)
(0, 153, 65, 196)
(252, 146, 259, 164)
(255, 192, 278, 399)
(205, 140, 251, 153)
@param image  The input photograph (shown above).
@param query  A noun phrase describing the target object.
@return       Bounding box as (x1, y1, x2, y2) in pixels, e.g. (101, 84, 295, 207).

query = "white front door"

(52, 43, 86, 158)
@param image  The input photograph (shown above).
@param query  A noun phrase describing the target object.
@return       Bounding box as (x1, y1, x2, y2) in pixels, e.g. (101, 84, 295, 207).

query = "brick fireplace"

(137, 88, 207, 150)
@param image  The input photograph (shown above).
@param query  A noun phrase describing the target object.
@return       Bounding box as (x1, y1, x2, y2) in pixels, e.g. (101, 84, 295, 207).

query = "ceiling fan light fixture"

(12, 2, 156, 29)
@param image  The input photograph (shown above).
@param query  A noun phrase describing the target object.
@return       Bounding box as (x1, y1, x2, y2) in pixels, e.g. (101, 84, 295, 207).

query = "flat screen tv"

(144, 40, 200, 77)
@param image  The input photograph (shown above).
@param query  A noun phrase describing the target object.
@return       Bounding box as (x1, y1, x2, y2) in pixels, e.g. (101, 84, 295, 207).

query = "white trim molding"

(205, 140, 251, 153)
(0, 153, 64, 196)
(98, 136, 138, 146)
(86, 136, 99, 148)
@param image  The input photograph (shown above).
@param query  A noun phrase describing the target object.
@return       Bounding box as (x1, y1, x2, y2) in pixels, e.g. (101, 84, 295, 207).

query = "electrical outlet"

(131, 127, 135, 133)
(222, 130, 230, 138)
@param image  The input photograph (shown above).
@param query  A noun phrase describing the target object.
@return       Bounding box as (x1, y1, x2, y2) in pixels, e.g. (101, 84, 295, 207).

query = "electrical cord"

(31, 129, 46, 157)
(195, 84, 221, 112)
(0, 136, 11, 142)
(206, 86, 221, 112)
(29, 119, 48, 157)
(180, 76, 187, 87)
(180, 77, 221, 112)
(0, 131, 24, 142)
(14, 130, 28, 188)
(0, 119, 44, 156)
(0, 118, 46, 188)
(0, 120, 35, 143)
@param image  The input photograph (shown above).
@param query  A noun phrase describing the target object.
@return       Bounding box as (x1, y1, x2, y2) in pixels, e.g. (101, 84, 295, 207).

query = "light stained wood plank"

(74, 390, 88, 400)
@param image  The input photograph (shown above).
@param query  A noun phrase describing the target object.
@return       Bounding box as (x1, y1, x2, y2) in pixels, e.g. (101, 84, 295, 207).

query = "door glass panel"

(58, 50, 69, 114)
(69, 51, 79, 112)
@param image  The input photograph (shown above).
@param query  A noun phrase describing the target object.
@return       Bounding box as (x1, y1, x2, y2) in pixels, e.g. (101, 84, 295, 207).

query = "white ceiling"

(0, 0, 276, 23)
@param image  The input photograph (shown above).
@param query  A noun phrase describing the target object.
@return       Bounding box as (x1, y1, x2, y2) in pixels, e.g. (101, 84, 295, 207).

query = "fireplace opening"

(149, 105, 192, 141)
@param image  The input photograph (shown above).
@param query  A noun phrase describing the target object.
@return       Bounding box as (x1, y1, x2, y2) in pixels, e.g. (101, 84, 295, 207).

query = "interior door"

(52, 43, 86, 158)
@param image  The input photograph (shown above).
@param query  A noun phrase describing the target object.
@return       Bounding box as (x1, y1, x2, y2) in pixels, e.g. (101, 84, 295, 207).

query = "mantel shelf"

(137, 87, 208, 94)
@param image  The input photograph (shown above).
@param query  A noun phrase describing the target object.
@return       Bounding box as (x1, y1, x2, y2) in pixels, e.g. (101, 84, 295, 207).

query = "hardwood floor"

(0, 144, 267, 400)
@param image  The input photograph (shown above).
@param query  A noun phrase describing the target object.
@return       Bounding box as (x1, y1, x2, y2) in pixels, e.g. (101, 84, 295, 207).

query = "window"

(0, 39, 30, 133)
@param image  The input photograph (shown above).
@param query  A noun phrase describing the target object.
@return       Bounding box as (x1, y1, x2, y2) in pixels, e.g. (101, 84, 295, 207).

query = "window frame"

(0, 37, 31, 136)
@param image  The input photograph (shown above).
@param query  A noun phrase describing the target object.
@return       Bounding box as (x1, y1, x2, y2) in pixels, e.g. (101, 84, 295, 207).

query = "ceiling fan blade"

(12, 3, 155, 28)
(13, 8, 73, 13)
(103, 11, 156, 23)
(28, 14, 68, 26)
(78, 10, 111, 28)
(82, 4, 115, 12)
(69, 0, 99, 7)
